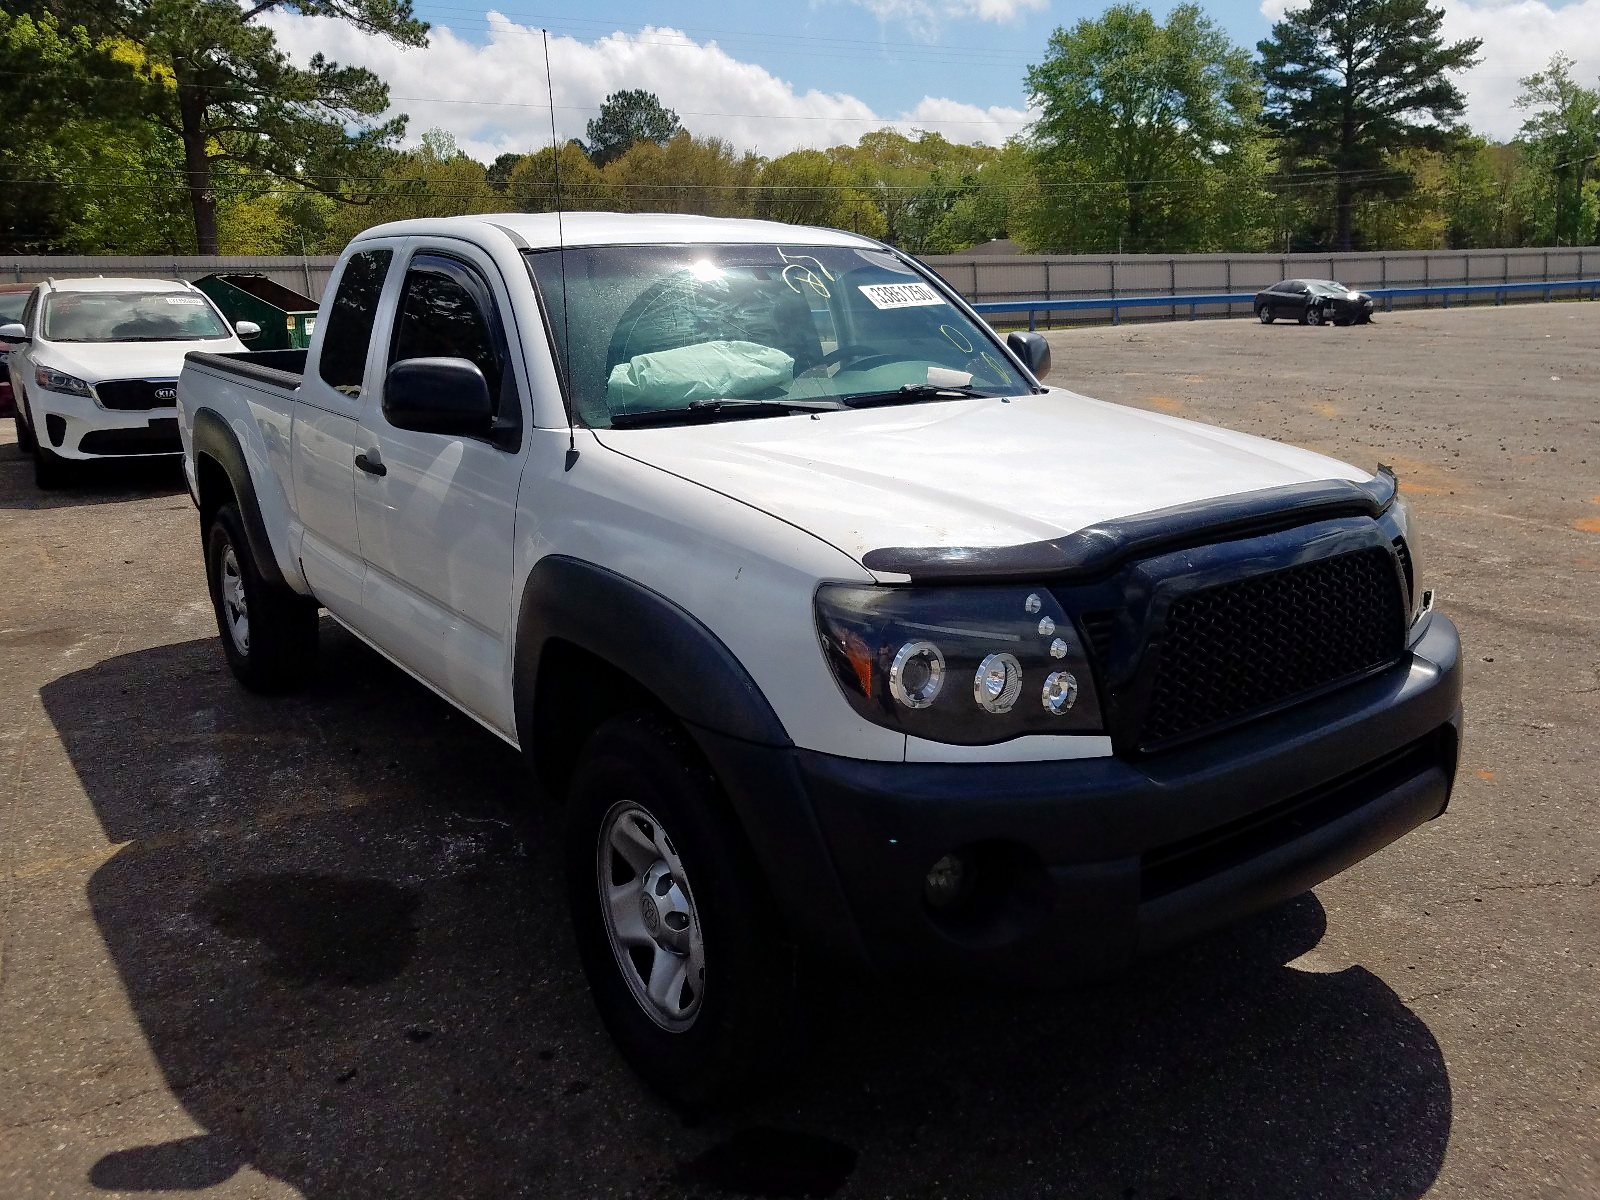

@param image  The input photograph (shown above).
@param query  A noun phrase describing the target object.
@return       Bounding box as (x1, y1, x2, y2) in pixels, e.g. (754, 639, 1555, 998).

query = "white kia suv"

(0, 277, 255, 487)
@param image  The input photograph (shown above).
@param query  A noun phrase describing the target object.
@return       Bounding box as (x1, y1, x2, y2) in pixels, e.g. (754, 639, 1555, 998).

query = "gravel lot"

(1, 302, 1596, 1199)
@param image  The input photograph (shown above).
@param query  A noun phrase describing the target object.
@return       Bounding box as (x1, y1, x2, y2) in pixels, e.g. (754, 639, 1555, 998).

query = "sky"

(262, 0, 1600, 163)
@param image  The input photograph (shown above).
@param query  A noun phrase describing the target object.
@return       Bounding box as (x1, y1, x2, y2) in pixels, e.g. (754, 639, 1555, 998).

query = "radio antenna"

(542, 28, 578, 467)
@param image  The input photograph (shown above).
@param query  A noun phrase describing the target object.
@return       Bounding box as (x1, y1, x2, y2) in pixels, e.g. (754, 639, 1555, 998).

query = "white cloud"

(1258, 0, 1600, 140)
(843, 0, 1047, 35)
(261, 15, 1033, 162)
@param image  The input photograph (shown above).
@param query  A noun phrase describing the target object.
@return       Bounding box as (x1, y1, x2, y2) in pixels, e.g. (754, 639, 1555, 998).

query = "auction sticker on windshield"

(858, 282, 945, 310)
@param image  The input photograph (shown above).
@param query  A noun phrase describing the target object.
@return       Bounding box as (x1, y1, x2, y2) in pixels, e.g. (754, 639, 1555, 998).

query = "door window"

(389, 254, 515, 425)
(318, 248, 393, 396)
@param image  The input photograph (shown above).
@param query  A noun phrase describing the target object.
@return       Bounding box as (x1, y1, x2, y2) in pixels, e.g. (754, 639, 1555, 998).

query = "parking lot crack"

(1441, 873, 1600, 904)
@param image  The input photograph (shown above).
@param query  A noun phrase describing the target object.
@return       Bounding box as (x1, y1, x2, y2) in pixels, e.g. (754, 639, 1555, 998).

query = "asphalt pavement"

(0, 302, 1595, 1198)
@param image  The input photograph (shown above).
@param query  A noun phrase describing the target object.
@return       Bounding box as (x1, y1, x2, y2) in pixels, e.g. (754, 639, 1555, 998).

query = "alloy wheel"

(596, 801, 705, 1031)
(219, 545, 250, 654)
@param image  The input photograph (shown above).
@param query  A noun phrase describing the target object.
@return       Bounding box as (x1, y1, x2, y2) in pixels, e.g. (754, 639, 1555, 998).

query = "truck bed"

(184, 348, 307, 392)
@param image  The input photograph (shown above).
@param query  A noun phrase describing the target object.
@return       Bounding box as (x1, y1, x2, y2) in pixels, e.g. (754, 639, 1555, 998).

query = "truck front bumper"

(703, 612, 1461, 984)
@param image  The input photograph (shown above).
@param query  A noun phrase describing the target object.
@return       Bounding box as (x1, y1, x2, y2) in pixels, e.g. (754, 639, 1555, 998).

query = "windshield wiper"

(608, 397, 846, 428)
(839, 383, 998, 408)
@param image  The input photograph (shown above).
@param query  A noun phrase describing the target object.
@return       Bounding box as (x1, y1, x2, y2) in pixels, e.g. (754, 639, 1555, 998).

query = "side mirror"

(235, 320, 262, 341)
(383, 357, 494, 437)
(1007, 331, 1051, 381)
(0, 322, 28, 344)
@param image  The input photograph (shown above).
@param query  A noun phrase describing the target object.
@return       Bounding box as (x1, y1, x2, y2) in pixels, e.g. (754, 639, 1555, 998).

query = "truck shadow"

(44, 629, 1451, 1200)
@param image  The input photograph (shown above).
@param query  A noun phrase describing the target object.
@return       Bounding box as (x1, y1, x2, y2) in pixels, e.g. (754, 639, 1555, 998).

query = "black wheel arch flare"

(190, 407, 289, 592)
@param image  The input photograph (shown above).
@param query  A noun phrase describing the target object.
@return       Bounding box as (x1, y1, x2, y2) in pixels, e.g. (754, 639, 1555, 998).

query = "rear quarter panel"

(178, 360, 309, 593)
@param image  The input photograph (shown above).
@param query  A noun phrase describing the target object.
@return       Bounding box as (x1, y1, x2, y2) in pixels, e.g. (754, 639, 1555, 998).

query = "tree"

(753, 149, 885, 238)
(4, 0, 429, 252)
(1024, 4, 1264, 253)
(1515, 54, 1600, 245)
(324, 129, 498, 244)
(0, 11, 191, 251)
(1259, 0, 1481, 251)
(923, 140, 1036, 252)
(585, 89, 680, 168)
(606, 132, 757, 217)
(506, 141, 617, 211)
(486, 151, 522, 192)
(827, 130, 995, 249)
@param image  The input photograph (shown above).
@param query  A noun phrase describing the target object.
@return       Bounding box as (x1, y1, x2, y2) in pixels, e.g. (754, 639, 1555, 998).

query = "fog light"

(925, 853, 968, 910)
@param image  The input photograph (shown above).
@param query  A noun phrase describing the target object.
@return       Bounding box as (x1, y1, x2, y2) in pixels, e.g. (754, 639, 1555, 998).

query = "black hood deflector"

(860, 467, 1399, 583)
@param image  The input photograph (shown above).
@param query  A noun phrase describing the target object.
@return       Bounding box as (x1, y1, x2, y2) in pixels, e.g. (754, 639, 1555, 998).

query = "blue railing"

(972, 277, 1600, 329)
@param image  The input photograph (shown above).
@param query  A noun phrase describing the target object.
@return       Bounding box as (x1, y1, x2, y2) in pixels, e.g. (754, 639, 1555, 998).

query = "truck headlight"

(35, 366, 93, 397)
(815, 584, 1104, 743)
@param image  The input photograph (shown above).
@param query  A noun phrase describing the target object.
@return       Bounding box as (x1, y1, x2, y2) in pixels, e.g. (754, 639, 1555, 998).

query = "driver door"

(352, 241, 528, 737)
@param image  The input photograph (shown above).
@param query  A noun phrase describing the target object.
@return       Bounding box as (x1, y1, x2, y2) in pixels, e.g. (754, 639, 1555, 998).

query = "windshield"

(0, 292, 27, 325)
(1305, 280, 1353, 295)
(524, 243, 1030, 427)
(42, 291, 232, 343)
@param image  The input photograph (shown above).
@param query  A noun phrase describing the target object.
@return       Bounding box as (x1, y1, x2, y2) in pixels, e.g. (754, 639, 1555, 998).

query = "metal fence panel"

(4, 245, 1596, 323)
(0, 255, 339, 301)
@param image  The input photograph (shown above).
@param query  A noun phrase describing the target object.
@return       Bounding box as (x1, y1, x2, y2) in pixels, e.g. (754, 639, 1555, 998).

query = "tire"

(565, 711, 797, 1108)
(1358, 312, 1373, 325)
(14, 408, 34, 454)
(32, 436, 67, 489)
(205, 502, 318, 692)
(1257, 305, 1274, 324)
(1306, 305, 1325, 327)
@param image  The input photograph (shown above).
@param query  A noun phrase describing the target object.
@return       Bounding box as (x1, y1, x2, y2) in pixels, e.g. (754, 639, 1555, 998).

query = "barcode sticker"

(858, 282, 944, 310)
(165, 296, 206, 305)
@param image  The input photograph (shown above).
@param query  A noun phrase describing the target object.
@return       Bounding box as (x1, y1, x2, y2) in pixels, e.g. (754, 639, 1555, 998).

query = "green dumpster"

(193, 273, 319, 350)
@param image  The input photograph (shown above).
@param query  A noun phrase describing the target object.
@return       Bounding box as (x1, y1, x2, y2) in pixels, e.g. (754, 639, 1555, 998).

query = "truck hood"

(593, 389, 1372, 573)
(38, 338, 243, 382)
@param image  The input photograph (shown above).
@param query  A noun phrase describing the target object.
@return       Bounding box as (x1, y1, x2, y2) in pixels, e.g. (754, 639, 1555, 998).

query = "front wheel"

(31, 436, 67, 489)
(565, 712, 796, 1107)
(205, 502, 318, 692)
(1257, 305, 1275, 324)
(1305, 305, 1325, 327)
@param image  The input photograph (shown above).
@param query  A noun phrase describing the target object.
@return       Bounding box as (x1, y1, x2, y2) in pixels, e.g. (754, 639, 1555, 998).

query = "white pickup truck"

(177, 213, 1462, 1104)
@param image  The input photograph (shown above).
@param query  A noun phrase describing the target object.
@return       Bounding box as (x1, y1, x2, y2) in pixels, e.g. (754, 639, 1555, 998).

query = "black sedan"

(1254, 279, 1375, 326)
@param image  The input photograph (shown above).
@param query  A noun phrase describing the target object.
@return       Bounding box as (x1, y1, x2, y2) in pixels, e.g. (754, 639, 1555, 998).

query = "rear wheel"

(565, 711, 796, 1107)
(1257, 305, 1275, 324)
(205, 502, 318, 692)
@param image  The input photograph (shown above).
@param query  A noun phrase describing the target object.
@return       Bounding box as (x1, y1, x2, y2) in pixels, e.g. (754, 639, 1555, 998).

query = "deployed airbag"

(606, 340, 795, 409)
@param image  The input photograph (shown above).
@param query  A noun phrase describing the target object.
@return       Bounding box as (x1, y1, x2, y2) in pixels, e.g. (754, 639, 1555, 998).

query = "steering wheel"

(802, 343, 899, 377)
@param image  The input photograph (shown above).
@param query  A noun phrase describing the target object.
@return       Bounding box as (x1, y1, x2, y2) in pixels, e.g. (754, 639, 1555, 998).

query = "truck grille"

(1139, 545, 1406, 749)
(96, 379, 179, 410)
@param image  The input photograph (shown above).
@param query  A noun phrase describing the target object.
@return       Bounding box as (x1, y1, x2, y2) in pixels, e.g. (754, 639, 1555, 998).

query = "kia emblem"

(155, 386, 177, 401)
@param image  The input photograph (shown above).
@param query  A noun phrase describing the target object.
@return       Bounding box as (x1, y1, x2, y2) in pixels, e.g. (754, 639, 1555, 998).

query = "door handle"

(354, 450, 387, 477)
